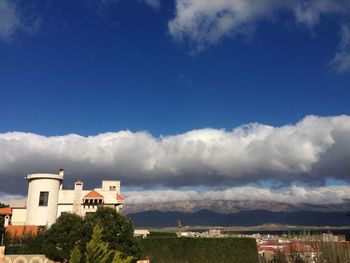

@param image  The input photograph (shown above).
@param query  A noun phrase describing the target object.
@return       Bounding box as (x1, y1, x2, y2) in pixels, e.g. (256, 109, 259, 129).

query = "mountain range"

(125, 200, 350, 227)
(127, 209, 350, 227)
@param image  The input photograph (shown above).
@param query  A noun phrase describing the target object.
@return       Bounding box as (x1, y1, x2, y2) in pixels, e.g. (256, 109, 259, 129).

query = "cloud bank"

(168, 0, 350, 71)
(0, 115, 350, 194)
(2, 185, 349, 208)
(124, 185, 350, 205)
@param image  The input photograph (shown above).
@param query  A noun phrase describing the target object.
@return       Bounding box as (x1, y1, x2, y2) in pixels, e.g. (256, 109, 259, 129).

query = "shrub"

(138, 237, 259, 263)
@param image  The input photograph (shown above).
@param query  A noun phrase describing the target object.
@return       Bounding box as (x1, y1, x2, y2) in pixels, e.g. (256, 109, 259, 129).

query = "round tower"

(25, 169, 64, 226)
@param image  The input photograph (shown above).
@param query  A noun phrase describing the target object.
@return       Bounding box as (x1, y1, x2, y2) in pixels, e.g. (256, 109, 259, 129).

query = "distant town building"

(0, 169, 124, 228)
(134, 229, 150, 238)
(177, 229, 225, 238)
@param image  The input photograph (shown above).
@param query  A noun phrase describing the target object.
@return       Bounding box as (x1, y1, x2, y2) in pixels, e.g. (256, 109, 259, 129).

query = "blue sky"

(1, 0, 350, 136)
(1, 0, 350, 200)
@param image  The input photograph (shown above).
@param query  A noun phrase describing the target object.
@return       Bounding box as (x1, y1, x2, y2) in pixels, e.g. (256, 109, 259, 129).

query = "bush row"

(138, 237, 259, 263)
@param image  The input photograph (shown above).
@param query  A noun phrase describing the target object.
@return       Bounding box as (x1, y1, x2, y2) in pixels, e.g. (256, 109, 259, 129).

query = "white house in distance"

(0, 169, 124, 227)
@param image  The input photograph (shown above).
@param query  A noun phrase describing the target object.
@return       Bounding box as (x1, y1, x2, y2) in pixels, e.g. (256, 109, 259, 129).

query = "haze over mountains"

(125, 198, 350, 227)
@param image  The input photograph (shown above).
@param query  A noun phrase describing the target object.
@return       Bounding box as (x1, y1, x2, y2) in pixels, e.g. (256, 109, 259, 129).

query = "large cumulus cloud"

(0, 115, 350, 194)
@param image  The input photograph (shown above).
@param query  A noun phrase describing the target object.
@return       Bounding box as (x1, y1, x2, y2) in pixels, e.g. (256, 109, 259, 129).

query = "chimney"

(73, 180, 83, 215)
(74, 180, 83, 190)
(59, 169, 64, 177)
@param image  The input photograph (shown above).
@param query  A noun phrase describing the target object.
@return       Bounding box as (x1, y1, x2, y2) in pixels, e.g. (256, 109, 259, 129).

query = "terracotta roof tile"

(0, 207, 12, 215)
(84, 190, 104, 198)
(116, 194, 124, 201)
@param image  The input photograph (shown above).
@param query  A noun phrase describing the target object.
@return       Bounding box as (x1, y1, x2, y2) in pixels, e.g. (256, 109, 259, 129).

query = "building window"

(39, 191, 49, 206)
(109, 185, 116, 191)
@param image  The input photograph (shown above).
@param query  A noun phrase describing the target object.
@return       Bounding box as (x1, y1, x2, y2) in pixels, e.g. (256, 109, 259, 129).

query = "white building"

(2, 169, 124, 227)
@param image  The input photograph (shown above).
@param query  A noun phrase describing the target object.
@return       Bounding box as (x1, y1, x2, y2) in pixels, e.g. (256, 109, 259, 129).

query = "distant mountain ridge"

(124, 199, 350, 214)
(127, 209, 350, 227)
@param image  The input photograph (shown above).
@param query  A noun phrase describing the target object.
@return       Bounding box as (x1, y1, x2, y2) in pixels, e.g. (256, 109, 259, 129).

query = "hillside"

(128, 209, 350, 227)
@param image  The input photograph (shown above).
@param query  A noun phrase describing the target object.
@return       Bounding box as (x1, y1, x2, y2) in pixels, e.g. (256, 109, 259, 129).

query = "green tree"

(85, 224, 133, 263)
(86, 207, 140, 259)
(42, 213, 89, 262)
(5, 229, 47, 255)
(85, 224, 115, 263)
(112, 251, 133, 263)
(20, 231, 46, 254)
(3, 234, 22, 254)
(0, 217, 4, 241)
(2, 207, 139, 262)
(70, 244, 82, 263)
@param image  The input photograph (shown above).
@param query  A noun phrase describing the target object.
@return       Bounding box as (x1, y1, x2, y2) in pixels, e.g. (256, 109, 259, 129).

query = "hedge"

(138, 237, 259, 263)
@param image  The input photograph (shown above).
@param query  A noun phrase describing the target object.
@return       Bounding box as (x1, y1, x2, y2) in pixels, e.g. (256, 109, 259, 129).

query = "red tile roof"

(84, 190, 104, 198)
(263, 240, 279, 246)
(116, 194, 124, 201)
(258, 247, 276, 252)
(0, 207, 12, 215)
(6, 225, 39, 238)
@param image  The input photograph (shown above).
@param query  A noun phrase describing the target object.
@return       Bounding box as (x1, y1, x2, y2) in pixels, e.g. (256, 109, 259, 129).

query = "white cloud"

(141, 0, 161, 10)
(293, 0, 349, 28)
(330, 24, 350, 73)
(0, 0, 40, 41)
(0, 193, 24, 205)
(124, 185, 350, 205)
(168, 0, 350, 54)
(0, 0, 21, 41)
(91, 0, 161, 12)
(0, 115, 350, 194)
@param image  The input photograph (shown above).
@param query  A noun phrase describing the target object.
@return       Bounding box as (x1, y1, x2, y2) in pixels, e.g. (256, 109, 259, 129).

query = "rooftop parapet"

(26, 172, 64, 181)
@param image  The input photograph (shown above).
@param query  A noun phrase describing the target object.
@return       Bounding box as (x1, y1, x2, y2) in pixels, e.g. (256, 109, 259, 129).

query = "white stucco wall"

(102, 180, 120, 192)
(11, 208, 27, 225)
(56, 204, 74, 217)
(26, 174, 63, 226)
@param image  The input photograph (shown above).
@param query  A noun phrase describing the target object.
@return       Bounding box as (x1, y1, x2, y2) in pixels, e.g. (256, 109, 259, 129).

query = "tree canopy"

(86, 207, 140, 258)
(41, 213, 89, 261)
(4, 207, 140, 262)
(85, 223, 115, 263)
